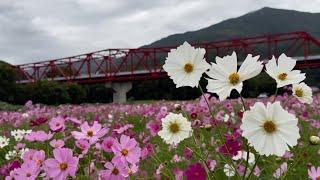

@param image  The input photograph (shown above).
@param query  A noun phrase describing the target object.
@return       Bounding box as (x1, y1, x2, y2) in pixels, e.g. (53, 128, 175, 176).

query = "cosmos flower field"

(0, 42, 320, 180)
(0, 93, 318, 179)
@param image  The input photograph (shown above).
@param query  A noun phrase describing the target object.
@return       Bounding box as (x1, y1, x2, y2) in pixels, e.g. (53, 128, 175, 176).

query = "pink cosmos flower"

(141, 143, 154, 160)
(111, 135, 141, 165)
(66, 117, 82, 125)
(44, 148, 79, 179)
(101, 137, 115, 153)
(184, 163, 206, 180)
(207, 159, 216, 171)
(184, 147, 193, 160)
(71, 121, 108, 144)
(13, 162, 40, 180)
(49, 139, 65, 148)
(173, 168, 184, 180)
(25, 131, 53, 142)
(0, 160, 21, 177)
(99, 161, 128, 180)
(113, 124, 134, 134)
(273, 162, 287, 178)
(49, 116, 65, 132)
(23, 150, 45, 167)
(128, 164, 138, 175)
(308, 166, 320, 180)
(75, 139, 90, 155)
(146, 121, 161, 136)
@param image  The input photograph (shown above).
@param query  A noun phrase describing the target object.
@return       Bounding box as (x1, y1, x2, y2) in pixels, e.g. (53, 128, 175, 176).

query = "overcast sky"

(1, 0, 320, 64)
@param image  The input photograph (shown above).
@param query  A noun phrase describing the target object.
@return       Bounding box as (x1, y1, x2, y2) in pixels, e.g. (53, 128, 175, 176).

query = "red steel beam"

(14, 31, 320, 84)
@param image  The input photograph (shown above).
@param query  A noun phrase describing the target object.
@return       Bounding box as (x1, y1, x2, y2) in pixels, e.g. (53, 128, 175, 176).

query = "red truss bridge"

(15, 31, 320, 84)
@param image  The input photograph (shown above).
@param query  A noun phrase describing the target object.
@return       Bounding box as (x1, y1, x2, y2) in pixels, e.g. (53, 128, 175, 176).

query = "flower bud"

(309, 136, 320, 145)
(174, 104, 181, 111)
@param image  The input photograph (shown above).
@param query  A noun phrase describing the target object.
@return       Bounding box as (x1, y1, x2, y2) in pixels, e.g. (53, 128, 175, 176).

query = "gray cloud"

(0, 0, 320, 64)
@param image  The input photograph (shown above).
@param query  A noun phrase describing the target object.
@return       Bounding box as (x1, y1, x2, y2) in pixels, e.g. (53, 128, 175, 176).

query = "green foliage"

(85, 84, 113, 103)
(0, 61, 17, 102)
(32, 81, 71, 105)
(242, 72, 277, 98)
(65, 83, 87, 104)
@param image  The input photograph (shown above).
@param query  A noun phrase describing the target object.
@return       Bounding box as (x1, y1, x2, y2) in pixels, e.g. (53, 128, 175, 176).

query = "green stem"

(238, 93, 250, 180)
(247, 155, 260, 180)
(192, 134, 213, 180)
(88, 151, 91, 178)
(242, 144, 250, 180)
(198, 85, 241, 179)
(273, 88, 278, 103)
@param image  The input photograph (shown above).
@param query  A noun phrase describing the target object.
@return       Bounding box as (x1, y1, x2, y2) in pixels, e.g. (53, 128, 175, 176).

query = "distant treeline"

(0, 61, 319, 105)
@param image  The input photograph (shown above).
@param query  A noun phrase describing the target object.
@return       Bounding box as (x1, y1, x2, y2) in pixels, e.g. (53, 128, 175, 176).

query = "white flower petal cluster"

(206, 52, 263, 100)
(292, 82, 313, 104)
(224, 164, 236, 177)
(232, 150, 255, 164)
(0, 136, 9, 148)
(163, 42, 210, 88)
(5, 150, 17, 160)
(265, 54, 305, 88)
(158, 113, 192, 145)
(240, 102, 300, 156)
(19, 148, 30, 159)
(11, 129, 32, 141)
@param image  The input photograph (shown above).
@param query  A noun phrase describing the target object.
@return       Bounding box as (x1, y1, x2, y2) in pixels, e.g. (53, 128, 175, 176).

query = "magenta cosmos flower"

(308, 166, 320, 180)
(71, 121, 108, 144)
(49, 116, 65, 132)
(44, 148, 79, 179)
(184, 163, 207, 180)
(99, 161, 128, 180)
(111, 135, 141, 165)
(13, 162, 40, 180)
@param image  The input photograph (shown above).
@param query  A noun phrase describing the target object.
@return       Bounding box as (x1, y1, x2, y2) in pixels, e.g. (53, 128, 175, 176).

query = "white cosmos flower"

(5, 150, 17, 160)
(158, 113, 192, 145)
(232, 151, 255, 164)
(0, 136, 9, 148)
(206, 52, 263, 101)
(240, 102, 300, 156)
(292, 82, 313, 104)
(163, 42, 210, 88)
(265, 54, 305, 88)
(224, 164, 235, 177)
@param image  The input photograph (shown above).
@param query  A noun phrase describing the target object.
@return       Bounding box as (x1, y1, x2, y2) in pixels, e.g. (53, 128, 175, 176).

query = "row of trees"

(1, 60, 318, 105)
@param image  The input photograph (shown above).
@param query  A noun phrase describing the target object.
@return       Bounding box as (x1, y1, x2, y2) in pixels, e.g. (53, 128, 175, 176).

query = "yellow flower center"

(184, 63, 194, 73)
(316, 176, 320, 180)
(295, 88, 303, 97)
(169, 122, 180, 134)
(263, 120, 277, 133)
(87, 130, 93, 137)
(121, 149, 129, 156)
(278, 73, 288, 81)
(112, 168, 119, 175)
(59, 163, 68, 171)
(228, 72, 240, 85)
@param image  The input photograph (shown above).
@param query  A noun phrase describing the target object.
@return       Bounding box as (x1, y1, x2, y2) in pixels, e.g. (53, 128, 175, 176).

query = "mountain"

(143, 7, 320, 47)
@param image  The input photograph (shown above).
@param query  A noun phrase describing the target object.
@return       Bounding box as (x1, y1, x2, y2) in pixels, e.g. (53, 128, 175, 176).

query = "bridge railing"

(15, 31, 320, 84)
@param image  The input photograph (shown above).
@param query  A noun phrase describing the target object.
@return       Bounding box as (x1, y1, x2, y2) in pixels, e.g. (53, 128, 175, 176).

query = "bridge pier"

(105, 82, 132, 103)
